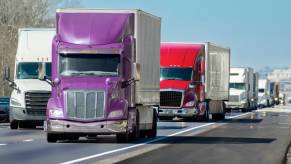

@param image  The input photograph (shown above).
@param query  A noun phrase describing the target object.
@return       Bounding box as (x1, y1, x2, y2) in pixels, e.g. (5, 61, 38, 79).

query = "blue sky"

(80, 0, 291, 70)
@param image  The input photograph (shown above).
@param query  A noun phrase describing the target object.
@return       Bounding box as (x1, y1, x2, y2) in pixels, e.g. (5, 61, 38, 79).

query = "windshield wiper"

(71, 72, 95, 76)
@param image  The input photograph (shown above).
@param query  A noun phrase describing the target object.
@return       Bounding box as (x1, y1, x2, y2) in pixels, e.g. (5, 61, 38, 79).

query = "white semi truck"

(3, 28, 55, 129)
(225, 67, 257, 112)
(258, 79, 271, 108)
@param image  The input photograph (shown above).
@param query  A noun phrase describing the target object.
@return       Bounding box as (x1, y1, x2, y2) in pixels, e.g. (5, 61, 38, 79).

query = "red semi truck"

(159, 42, 230, 121)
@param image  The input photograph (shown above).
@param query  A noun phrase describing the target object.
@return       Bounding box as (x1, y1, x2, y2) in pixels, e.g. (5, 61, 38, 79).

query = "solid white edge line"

(60, 112, 251, 164)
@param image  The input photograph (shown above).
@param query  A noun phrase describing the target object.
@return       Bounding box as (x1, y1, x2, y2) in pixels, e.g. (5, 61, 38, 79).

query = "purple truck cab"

(44, 9, 161, 143)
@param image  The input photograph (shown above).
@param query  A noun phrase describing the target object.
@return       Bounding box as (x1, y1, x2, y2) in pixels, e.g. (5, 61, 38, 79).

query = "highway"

(0, 107, 290, 164)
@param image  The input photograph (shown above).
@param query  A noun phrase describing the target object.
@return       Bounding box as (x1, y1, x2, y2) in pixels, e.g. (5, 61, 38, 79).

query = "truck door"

(193, 54, 205, 102)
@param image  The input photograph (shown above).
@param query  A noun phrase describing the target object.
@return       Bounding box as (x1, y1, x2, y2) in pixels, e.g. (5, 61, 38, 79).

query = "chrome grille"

(229, 95, 239, 102)
(25, 91, 51, 116)
(66, 91, 105, 120)
(160, 91, 183, 107)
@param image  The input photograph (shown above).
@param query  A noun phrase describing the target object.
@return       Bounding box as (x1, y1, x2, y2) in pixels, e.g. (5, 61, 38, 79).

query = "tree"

(0, 0, 81, 96)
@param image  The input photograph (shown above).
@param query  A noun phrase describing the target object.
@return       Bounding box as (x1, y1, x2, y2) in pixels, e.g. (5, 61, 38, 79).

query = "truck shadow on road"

(58, 134, 276, 145)
(148, 136, 276, 144)
(222, 118, 263, 124)
(158, 125, 189, 130)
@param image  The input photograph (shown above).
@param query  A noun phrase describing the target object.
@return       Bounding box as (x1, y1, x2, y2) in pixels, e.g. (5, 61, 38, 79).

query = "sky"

(80, 0, 291, 70)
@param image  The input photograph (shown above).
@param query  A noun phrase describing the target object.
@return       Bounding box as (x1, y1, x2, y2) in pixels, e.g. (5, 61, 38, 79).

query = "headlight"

(108, 110, 123, 118)
(184, 101, 195, 107)
(49, 108, 63, 118)
(11, 98, 21, 107)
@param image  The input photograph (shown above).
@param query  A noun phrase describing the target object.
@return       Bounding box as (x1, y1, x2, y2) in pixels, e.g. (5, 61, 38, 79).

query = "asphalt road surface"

(118, 107, 291, 164)
(0, 107, 290, 164)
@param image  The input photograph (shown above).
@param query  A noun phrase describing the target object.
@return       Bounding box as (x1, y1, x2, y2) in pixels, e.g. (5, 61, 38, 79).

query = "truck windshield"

(229, 83, 246, 90)
(160, 68, 192, 81)
(259, 89, 265, 93)
(59, 53, 120, 76)
(17, 62, 51, 79)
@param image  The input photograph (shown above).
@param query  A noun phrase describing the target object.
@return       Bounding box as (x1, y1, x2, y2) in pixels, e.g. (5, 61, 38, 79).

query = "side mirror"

(133, 63, 141, 81)
(3, 66, 10, 81)
(38, 64, 52, 86)
(189, 81, 199, 89)
(189, 84, 194, 89)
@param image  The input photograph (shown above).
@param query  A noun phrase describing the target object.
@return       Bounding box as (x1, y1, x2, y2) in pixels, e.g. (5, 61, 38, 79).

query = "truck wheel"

(10, 120, 18, 129)
(212, 113, 225, 120)
(147, 109, 157, 138)
(47, 133, 59, 143)
(116, 132, 129, 143)
(117, 108, 139, 143)
(197, 103, 209, 122)
(201, 108, 209, 122)
(129, 109, 140, 141)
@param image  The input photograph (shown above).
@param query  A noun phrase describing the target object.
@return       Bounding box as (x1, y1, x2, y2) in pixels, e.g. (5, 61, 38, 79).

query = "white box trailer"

(205, 42, 230, 101)
(204, 43, 230, 118)
(253, 72, 259, 108)
(133, 10, 161, 106)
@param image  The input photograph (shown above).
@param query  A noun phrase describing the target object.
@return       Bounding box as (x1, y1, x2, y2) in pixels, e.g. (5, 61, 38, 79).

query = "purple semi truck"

(40, 9, 161, 143)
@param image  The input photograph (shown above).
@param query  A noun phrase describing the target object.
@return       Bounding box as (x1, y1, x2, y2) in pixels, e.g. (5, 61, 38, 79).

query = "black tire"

(147, 109, 157, 138)
(198, 103, 209, 122)
(129, 109, 140, 141)
(116, 132, 129, 143)
(212, 113, 225, 120)
(10, 120, 18, 129)
(47, 133, 59, 143)
(241, 108, 247, 113)
(117, 108, 139, 143)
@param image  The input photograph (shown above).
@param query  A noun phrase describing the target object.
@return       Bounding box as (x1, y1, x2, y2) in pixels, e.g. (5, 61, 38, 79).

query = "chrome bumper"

(159, 108, 199, 117)
(46, 119, 128, 134)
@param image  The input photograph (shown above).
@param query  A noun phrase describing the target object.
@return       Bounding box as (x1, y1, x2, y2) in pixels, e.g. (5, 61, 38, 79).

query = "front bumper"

(159, 107, 199, 117)
(9, 107, 45, 121)
(46, 119, 128, 134)
(225, 102, 247, 109)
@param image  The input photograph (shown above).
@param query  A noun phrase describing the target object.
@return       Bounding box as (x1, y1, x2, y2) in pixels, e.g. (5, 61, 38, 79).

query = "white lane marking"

(61, 112, 250, 164)
(23, 139, 33, 142)
(227, 112, 250, 119)
(0, 144, 7, 146)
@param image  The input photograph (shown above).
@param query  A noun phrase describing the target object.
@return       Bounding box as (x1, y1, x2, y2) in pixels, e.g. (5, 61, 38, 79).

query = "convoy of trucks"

(0, 8, 280, 144)
(159, 42, 230, 121)
(225, 67, 258, 112)
(3, 28, 55, 129)
(39, 9, 161, 142)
